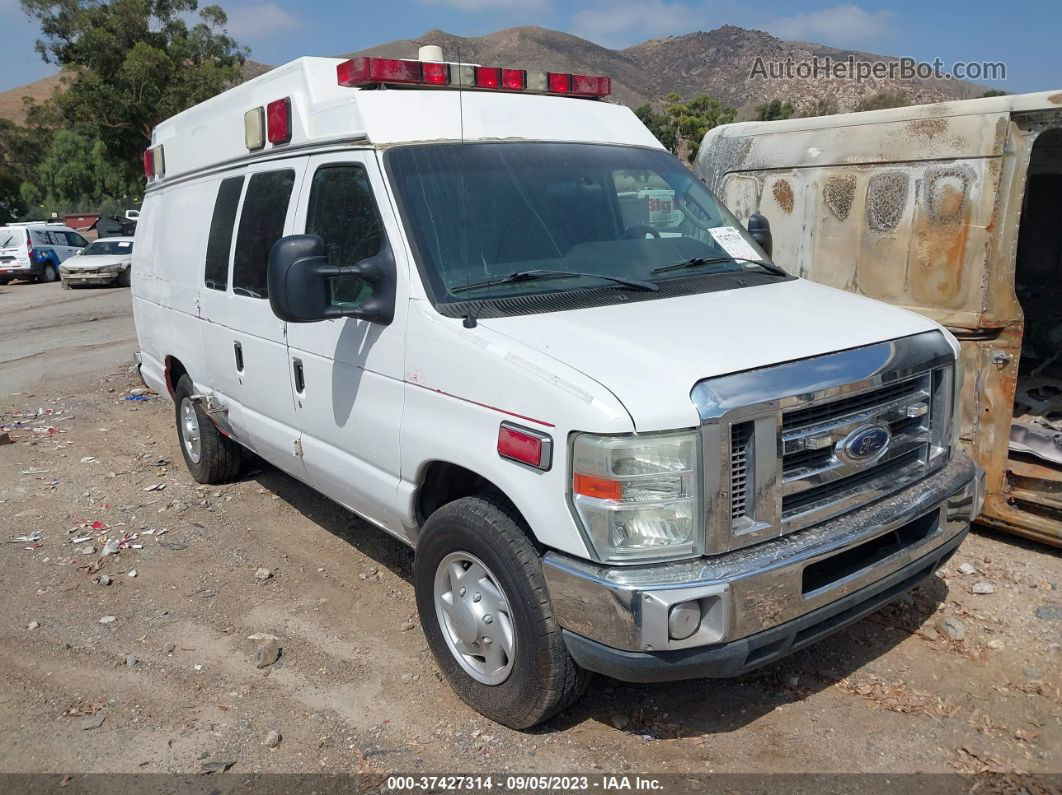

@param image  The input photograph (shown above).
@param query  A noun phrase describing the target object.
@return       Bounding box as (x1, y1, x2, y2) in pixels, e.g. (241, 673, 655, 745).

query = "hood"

(63, 254, 130, 271)
(480, 278, 941, 431)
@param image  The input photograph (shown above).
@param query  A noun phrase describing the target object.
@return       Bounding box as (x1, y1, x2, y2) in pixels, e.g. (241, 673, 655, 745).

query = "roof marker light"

(244, 107, 265, 150)
(474, 67, 501, 89)
(547, 72, 571, 94)
(152, 145, 166, 178)
(501, 68, 526, 90)
(334, 56, 610, 98)
(422, 61, 450, 85)
(266, 97, 292, 145)
(571, 74, 612, 97)
(337, 57, 423, 86)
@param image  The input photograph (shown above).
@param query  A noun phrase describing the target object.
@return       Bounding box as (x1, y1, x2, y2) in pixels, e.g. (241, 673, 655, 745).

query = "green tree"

(0, 119, 43, 222)
(636, 94, 735, 161)
(755, 98, 796, 121)
(21, 0, 247, 193)
(854, 91, 911, 112)
(981, 89, 1007, 98)
(634, 104, 677, 153)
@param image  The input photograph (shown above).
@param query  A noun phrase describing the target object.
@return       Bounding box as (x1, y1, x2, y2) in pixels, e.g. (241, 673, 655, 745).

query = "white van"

(133, 53, 984, 729)
(0, 222, 89, 284)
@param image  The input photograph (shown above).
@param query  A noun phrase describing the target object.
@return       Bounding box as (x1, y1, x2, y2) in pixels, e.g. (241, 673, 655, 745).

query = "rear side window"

(232, 169, 296, 299)
(305, 164, 383, 305)
(204, 176, 244, 291)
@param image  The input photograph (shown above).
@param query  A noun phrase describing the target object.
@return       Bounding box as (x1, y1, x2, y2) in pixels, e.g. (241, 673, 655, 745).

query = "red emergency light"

(266, 97, 292, 145)
(336, 56, 611, 98)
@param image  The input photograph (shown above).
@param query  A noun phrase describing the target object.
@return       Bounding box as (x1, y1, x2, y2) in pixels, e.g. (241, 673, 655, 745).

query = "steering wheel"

(618, 225, 661, 240)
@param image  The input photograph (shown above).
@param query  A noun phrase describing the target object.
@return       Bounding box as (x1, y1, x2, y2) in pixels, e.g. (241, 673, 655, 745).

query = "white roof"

(152, 57, 662, 183)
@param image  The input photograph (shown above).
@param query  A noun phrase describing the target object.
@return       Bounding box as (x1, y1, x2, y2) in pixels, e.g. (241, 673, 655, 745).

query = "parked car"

(0, 223, 90, 284)
(60, 236, 135, 288)
(695, 90, 1062, 548)
(132, 52, 984, 729)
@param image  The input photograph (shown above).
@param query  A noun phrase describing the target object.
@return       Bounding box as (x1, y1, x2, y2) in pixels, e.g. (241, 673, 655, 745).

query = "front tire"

(174, 374, 243, 483)
(415, 495, 589, 729)
(115, 267, 131, 288)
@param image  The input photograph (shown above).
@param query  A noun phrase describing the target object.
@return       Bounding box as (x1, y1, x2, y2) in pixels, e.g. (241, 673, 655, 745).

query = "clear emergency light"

(336, 56, 611, 98)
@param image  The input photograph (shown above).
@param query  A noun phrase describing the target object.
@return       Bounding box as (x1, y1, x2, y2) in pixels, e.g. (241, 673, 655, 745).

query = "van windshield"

(386, 142, 778, 303)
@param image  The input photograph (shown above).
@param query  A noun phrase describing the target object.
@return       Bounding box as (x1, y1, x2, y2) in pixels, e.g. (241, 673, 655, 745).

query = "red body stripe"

(408, 381, 555, 428)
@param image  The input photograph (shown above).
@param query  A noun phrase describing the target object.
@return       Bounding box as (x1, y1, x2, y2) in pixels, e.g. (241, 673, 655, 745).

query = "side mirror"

(747, 212, 773, 259)
(267, 234, 396, 325)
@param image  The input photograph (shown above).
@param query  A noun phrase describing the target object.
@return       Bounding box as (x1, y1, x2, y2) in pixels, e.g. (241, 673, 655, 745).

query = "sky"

(1, 0, 1058, 94)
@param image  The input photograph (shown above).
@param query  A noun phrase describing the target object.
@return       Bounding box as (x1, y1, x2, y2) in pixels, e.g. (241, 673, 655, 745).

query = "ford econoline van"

(695, 91, 1062, 548)
(132, 53, 983, 728)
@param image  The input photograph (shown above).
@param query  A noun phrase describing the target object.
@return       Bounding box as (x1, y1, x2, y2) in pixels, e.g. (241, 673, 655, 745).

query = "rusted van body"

(695, 91, 1062, 546)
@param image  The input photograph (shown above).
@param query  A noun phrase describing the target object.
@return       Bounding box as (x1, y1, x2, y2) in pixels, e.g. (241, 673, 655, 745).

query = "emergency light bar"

(336, 56, 611, 98)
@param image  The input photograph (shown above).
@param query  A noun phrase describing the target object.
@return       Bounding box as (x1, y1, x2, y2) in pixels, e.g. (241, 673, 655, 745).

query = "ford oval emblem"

(843, 424, 891, 461)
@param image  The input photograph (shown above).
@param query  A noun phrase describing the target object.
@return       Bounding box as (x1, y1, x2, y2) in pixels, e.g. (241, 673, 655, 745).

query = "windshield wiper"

(651, 255, 788, 277)
(451, 269, 659, 295)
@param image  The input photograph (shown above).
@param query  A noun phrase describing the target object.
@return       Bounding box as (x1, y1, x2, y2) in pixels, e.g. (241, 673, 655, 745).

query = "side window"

(305, 163, 384, 306)
(204, 176, 245, 291)
(69, 232, 89, 247)
(232, 169, 296, 299)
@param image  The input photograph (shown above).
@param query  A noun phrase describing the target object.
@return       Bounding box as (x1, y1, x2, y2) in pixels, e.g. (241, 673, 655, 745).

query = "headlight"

(569, 430, 701, 563)
(100, 263, 125, 273)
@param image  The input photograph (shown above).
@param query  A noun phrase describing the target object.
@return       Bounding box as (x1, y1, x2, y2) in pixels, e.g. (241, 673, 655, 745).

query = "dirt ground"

(1, 281, 1060, 780)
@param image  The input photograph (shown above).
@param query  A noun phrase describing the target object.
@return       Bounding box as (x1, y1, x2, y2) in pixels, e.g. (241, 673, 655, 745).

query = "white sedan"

(60, 237, 134, 288)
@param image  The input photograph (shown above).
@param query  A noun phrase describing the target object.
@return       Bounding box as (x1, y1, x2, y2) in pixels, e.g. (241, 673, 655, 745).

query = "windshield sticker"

(118, 241, 131, 248)
(709, 226, 761, 261)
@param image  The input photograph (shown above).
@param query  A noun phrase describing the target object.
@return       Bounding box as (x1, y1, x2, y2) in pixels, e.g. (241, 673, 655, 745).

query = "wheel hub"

(434, 552, 515, 685)
(180, 398, 202, 464)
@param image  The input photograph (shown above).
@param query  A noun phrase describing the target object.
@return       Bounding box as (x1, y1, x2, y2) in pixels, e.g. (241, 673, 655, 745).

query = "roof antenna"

(455, 45, 481, 329)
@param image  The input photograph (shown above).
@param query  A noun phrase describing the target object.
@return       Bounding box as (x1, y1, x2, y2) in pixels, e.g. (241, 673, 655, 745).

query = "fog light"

(668, 600, 701, 640)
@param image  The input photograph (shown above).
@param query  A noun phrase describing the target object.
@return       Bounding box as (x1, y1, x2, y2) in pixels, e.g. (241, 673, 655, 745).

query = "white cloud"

(224, 3, 303, 40)
(571, 0, 694, 48)
(765, 4, 894, 45)
(419, 0, 552, 11)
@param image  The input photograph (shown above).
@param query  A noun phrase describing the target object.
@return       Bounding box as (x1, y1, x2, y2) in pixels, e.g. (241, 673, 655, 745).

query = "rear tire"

(174, 374, 243, 483)
(414, 495, 590, 729)
(38, 264, 57, 283)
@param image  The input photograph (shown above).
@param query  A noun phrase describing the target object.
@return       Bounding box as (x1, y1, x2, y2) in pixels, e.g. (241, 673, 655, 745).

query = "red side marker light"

(266, 97, 292, 145)
(143, 148, 154, 179)
(498, 422, 552, 470)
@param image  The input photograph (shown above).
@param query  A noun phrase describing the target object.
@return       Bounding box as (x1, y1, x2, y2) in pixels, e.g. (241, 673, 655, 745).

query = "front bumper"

(61, 271, 121, 285)
(543, 453, 983, 682)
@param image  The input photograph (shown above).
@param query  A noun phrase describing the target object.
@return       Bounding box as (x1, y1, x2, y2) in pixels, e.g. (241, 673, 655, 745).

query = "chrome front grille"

(779, 372, 934, 532)
(694, 331, 956, 556)
(729, 422, 754, 521)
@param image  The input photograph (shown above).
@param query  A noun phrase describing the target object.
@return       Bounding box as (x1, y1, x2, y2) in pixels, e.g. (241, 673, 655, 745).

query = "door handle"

(233, 341, 244, 372)
(293, 358, 305, 394)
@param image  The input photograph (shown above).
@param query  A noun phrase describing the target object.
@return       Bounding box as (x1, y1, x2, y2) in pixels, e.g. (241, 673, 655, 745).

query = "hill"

(0, 25, 988, 124)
